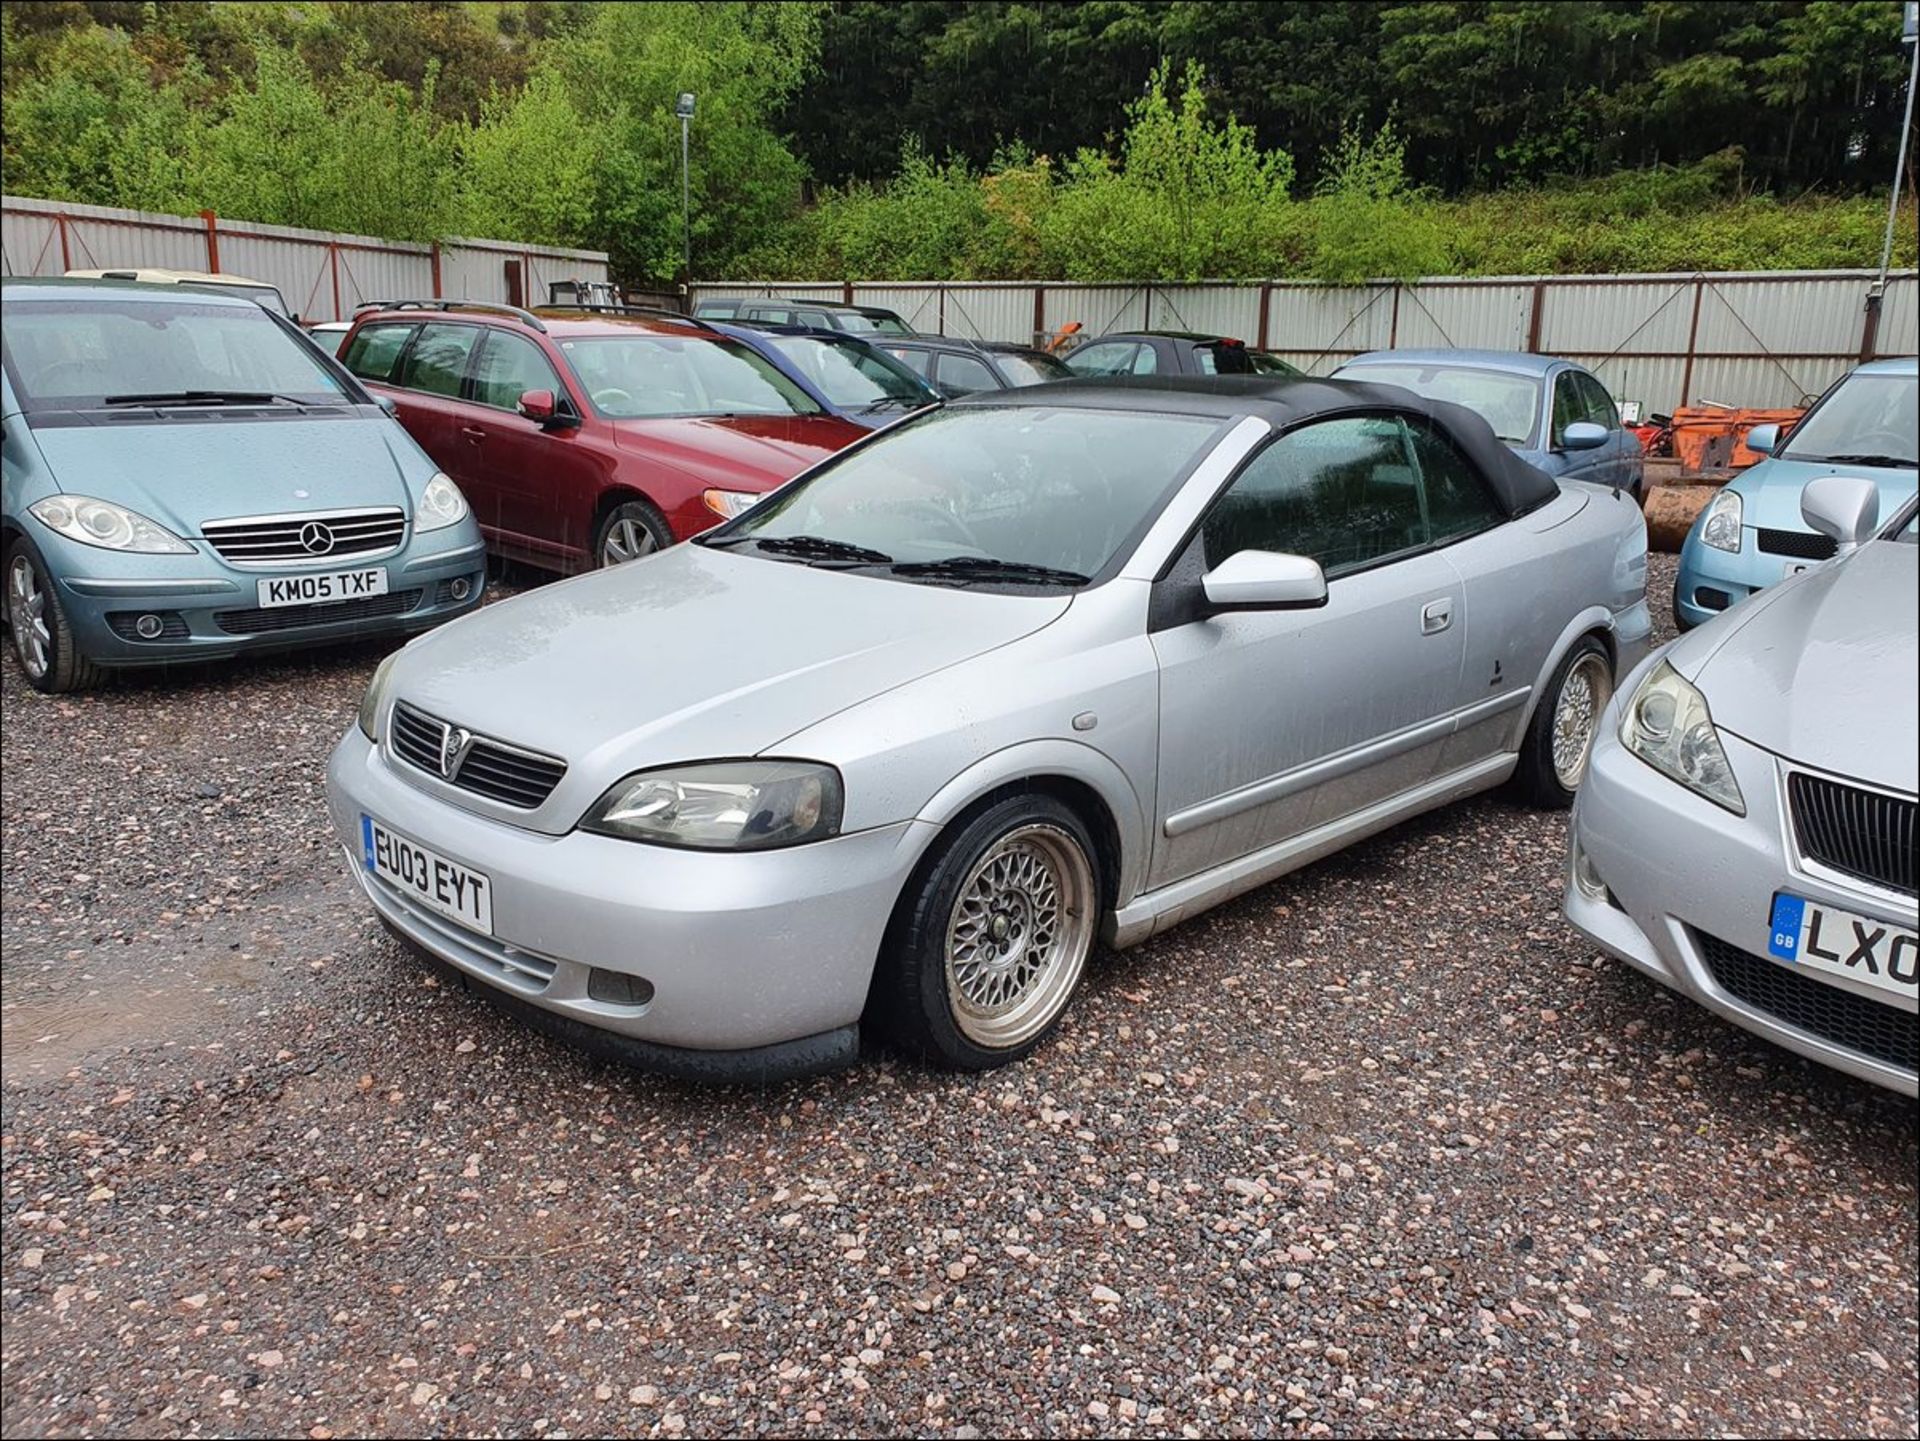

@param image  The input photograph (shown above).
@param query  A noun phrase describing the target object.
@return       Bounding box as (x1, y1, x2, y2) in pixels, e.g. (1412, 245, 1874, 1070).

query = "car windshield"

(767, 336, 934, 407)
(711, 405, 1224, 581)
(1779, 372, 1918, 468)
(558, 335, 824, 419)
(993, 351, 1075, 386)
(837, 312, 912, 336)
(1342, 363, 1540, 446)
(2, 296, 350, 410)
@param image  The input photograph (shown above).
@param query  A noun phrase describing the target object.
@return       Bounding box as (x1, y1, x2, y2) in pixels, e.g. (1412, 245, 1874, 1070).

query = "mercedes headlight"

(29, 495, 193, 553)
(581, 761, 843, 850)
(358, 650, 401, 741)
(1619, 660, 1745, 814)
(415, 472, 469, 532)
(1698, 488, 1742, 553)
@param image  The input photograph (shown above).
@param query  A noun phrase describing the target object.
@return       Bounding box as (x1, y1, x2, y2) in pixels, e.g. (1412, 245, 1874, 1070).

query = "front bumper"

(325, 727, 931, 1069)
(1565, 718, 1917, 1096)
(1673, 526, 1814, 631)
(39, 528, 487, 667)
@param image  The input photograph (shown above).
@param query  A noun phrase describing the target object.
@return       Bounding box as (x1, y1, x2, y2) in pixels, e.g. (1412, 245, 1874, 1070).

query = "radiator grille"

(1696, 931, 1917, 1075)
(202, 507, 406, 563)
(390, 702, 566, 809)
(1789, 773, 1917, 897)
(1755, 528, 1836, 561)
(213, 589, 421, 635)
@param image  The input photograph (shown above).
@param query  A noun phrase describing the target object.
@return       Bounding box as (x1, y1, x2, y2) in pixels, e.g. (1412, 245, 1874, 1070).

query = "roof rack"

(351, 299, 547, 332)
(533, 303, 715, 331)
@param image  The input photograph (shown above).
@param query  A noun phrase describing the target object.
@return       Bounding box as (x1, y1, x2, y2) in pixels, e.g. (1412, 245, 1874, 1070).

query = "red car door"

(463, 327, 604, 570)
(383, 322, 491, 525)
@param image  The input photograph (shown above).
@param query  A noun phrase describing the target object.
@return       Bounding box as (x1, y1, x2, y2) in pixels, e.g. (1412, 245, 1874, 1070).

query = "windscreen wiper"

(890, 555, 1089, 587)
(746, 534, 895, 565)
(101, 390, 309, 408)
(1810, 452, 1916, 468)
(862, 395, 926, 411)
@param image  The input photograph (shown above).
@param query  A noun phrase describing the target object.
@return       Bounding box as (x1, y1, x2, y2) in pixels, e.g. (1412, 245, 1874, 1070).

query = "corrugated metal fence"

(693, 272, 1918, 414)
(2, 196, 611, 322)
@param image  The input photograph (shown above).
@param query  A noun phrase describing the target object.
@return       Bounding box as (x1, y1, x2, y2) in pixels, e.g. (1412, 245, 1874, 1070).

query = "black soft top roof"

(959, 374, 1560, 518)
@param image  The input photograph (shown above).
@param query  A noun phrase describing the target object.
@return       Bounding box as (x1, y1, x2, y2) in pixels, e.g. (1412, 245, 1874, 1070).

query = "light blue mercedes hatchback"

(2, 278, 485, 692)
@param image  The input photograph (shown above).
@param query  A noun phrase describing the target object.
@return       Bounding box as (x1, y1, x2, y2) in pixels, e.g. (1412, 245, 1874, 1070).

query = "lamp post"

(676, 92, 696, 287)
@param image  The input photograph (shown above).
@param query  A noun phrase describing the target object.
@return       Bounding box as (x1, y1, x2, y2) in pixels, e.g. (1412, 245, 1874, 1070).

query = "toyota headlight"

(358, 650, 401, 741)
(29, 495, 193, 553)
(1699, 488, 1742, 553)
(1619, 660, 1745, 814)
(416, 472, 469, 532)
(581, 761, 843, 850)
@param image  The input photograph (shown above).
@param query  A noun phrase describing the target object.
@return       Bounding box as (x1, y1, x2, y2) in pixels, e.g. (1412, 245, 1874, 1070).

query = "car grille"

(202, 507, 406, 564)
(1755, 527, 1836, 561)
(1788, 773, 1917, 897)
(1696, 931, 1917, 1075)
(390, 701, 567, 809)
(213, 589, 422, 635)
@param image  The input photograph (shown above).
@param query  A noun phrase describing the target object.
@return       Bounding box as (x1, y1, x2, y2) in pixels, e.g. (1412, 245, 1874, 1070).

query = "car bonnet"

(382, 543, 1073, 834)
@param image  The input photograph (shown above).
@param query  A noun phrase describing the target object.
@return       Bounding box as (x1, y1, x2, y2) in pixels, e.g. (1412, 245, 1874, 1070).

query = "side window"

(399, 323, 480, 398)
(936, 352, 998, 395)
(341, 323, 415, 384)
(1202, 415, 1426, 577)
(1551, 371, 1585, 444)
(747, 306, 794, 326)
(799, 310, 833, 328)
(1577, 372, 1618, 430)
(472, 329, 564, 411)
(1406, 416, 1504, 544)
(1065, 341, 1139, 377)
(1129, 345, 1159, 375)
(887, 347, 931, 377)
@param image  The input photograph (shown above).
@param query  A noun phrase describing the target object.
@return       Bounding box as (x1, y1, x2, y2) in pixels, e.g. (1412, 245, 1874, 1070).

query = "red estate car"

(339, 302, 867, 572)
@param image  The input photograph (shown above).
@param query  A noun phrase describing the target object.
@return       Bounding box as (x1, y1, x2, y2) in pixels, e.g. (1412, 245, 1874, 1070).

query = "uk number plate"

(362, 814, 493, 936)
(257, 566, 388, 609)
(1767, 892, 1918, 1002)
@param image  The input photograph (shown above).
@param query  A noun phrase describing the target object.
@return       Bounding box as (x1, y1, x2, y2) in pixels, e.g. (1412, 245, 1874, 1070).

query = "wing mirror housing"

(1800, 475, 1880, 555)
(374, 394, 398, 417)
(1559, 420, 1610, 452)
(1743, 422, 1779, 456)
(1201, 550, 1328, 613)
(518, 388, 578, 429)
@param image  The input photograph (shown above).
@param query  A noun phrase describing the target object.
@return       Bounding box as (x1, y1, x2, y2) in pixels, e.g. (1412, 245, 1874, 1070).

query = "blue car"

(1674, 357, 1917, 632)
(707, 321, 939, 430)
(1334, 349, 1644, 495)
(2, 278, 486, 693)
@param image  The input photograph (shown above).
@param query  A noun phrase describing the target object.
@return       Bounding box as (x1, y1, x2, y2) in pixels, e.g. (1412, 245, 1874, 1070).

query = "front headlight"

(29, 495, 193, 553)
(1619, 660, 1745, 814)
(703, 488, 761, 520)
(358, 650, 401, 741)
(415, 472, 469, 532)
(581, 760, 843, 850)
(1699, 488, 1742, 553)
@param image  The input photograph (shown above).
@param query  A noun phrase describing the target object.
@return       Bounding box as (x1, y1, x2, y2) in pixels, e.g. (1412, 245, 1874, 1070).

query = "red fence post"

(1526, 281, 1547, 352)
(1388, 283, 1402, 348)
(430, 242, 443, 300)
(1679, 278, 1706, 409)
(329, 244, 342, 320)
(1032, 285, 1045, 347)
(56, 213, 71, 271)
(200, 210, 220, 272)
(1256, 282, 1272, 350)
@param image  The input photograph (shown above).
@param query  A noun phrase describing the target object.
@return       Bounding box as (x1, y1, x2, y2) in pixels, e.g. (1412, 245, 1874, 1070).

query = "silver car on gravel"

(1568, 480, 1917, 1095)
(327, 376, 1651, 1080)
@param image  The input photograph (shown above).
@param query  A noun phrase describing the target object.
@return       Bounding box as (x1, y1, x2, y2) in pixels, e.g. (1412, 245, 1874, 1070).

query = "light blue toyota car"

(2, 278, 486, 692)
(1674, 357, 1917, 631)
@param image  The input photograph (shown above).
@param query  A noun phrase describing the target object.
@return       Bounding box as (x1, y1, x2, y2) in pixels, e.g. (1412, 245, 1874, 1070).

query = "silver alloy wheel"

(7, 554, 51, 680)
(1551, 652, 1613, 790)
(600, 517, 658, 567)
(943, 822, 1096, 1050)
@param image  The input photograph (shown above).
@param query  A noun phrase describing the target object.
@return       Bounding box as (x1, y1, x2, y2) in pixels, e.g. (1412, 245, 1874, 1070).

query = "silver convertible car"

(1568, 480, 1917, 1094)
(327, 377, 1651, 1079)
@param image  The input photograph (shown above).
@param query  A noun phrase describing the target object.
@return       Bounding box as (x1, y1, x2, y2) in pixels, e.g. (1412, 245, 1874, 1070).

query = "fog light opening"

(1571, 839, 1610, 904)
(134, 613, 165, 640)
(449, 576, 472, 602)
(587, 967, 655, 1008)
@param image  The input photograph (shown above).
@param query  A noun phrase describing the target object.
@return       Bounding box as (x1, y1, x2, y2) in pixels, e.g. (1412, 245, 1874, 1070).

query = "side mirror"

(374, 394, 398, 417)
(1201, 550, 1328, 612)
(1560, 420, 1609, 451)
(1801, 475, 1880, 555)
(1743, 422, 1779, 456)
(517, 388, 556, 422)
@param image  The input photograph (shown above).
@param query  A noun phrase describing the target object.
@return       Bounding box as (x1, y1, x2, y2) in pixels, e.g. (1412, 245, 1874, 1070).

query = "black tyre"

(5, 538, 106, 694)
(870, 794, 1100, 1071)
(592, 499, 672, 568)
(1516, 634, 1612, 808)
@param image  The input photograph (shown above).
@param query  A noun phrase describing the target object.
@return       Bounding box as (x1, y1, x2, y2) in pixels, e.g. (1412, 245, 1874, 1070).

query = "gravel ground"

(3, 552, 1915, 1440)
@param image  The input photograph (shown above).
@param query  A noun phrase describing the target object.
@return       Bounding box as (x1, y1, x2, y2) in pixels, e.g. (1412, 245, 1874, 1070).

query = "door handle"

(1421, 598, 1453, 635)
(460, 426, 487, 443)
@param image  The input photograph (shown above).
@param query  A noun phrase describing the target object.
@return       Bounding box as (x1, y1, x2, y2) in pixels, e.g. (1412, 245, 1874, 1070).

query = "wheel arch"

(1517, 606, 1618, 739)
